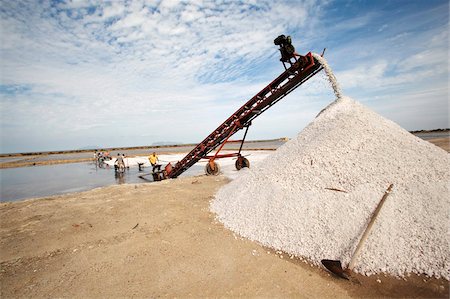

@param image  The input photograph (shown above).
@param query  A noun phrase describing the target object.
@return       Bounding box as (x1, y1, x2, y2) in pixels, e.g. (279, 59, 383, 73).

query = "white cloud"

(180, 6, 203, 22)
(329, 13, 374, 32)
(397, 48, 447, 73)
(0, 0, 448, 153)
(159, 0, 179, 10)
(378, 24, 388, 32)
(111, 8, 147, 30)
(337, 61, 389, 89)
(102, 2, 126, 19)
(56, 0, 94, 9)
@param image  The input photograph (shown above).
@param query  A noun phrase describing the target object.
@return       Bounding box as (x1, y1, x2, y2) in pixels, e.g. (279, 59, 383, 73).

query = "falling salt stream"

(211, 54, 450, 280)
(312, 53, 343, 99)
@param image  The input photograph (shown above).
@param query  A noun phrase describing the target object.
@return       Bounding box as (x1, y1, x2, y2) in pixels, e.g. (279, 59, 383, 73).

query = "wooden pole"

(348, 184, 394, 270)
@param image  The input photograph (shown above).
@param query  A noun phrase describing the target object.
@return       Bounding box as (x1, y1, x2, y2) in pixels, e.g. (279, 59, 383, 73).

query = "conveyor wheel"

(205, 161, 220, 176)
(235, 157, 250, 170)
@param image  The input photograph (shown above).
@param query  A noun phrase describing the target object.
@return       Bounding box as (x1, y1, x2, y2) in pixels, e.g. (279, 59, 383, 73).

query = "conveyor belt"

(166, 52, 323, 178)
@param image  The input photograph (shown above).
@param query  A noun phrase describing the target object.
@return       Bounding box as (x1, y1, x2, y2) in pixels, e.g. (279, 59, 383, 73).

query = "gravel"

(211, 56, 450, 279)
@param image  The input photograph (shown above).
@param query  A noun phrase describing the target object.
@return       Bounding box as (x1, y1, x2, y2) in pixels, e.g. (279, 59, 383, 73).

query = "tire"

(235, 157, 250, 170)
(205, 161, 220, 176)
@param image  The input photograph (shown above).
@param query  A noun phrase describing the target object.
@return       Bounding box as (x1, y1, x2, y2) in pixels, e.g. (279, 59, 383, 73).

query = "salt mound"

(211, 96, 450, 279)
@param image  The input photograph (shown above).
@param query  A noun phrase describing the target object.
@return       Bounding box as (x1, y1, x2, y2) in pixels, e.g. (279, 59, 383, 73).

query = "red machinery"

(162, 49, 324, 179)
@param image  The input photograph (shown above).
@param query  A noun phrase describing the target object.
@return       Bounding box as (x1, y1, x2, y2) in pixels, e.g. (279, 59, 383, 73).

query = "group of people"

(94, 150, 162, 174)
(94, 150, 111, 163)
(117, 151, 161, 173)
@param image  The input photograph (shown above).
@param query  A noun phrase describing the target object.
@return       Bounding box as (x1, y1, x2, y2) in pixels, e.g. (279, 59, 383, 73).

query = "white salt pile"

(211, 56, 450, 280)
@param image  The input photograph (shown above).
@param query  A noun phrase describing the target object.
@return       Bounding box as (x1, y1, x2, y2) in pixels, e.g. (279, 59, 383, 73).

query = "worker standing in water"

(148, 152, 161, 173)
(115, 153, 125, 173)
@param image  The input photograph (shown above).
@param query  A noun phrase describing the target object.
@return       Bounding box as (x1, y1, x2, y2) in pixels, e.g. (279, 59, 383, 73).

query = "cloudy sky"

(0, 0, 448, 153)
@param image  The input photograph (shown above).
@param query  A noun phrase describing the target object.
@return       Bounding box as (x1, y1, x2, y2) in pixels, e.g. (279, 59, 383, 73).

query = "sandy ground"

(0, 175, 448, 298)
(426, 137, 449, 152)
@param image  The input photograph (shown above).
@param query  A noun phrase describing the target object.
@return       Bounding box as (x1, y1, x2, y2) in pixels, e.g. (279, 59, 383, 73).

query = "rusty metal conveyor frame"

(165, 52, 323, 179)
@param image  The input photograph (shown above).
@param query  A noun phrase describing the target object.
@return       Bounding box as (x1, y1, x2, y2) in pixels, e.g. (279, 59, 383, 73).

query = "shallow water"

(413, 131, 449, 140)
(1, 163, 130, 202)
(0, 160, 207, 202)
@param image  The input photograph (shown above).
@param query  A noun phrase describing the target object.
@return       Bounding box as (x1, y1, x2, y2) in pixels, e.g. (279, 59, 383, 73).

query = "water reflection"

(0, 162, 152, 202)
(115, 171, 126, 184)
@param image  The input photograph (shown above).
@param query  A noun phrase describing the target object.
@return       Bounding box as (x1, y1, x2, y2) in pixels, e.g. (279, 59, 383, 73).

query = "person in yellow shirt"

(148, 152, 161, 173)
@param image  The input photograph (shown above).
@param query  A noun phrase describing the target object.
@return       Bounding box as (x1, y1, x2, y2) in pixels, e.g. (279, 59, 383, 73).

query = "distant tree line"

(409, 128, 449, 134)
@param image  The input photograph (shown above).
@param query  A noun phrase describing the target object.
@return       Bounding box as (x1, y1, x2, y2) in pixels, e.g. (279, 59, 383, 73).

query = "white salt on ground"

(211, 57, 450, 280)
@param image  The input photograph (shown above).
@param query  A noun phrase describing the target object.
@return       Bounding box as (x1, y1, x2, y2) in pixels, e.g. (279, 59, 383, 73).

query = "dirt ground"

(0, 175, 448, 298)
(427, 137, 449, 152)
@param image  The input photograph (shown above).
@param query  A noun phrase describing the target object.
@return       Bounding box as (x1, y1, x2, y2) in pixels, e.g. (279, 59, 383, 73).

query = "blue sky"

(0, 0, 448, 153)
